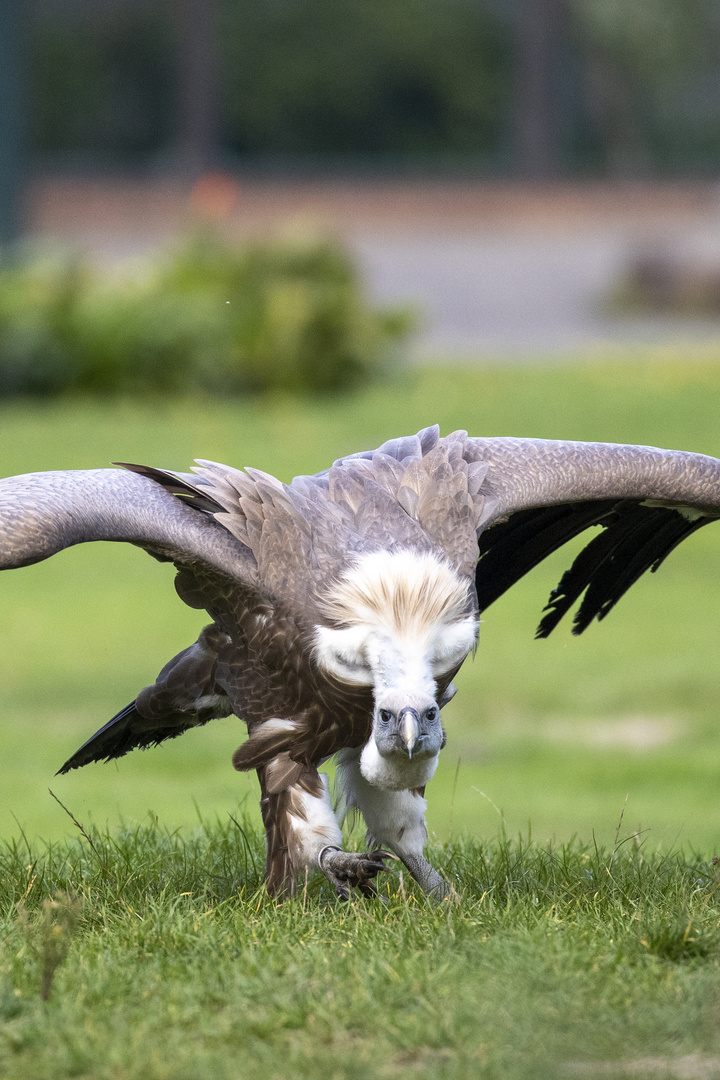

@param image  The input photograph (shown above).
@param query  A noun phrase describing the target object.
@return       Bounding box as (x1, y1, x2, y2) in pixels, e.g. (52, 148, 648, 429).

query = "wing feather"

(470, 436, 720, 635)
(0, 468, 254, 582)
(536, 504, 708, 637)
(57, 624, 233, 773)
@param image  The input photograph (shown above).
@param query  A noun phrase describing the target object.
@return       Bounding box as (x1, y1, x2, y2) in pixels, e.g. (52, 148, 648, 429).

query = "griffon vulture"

(1, 427, 719, 899)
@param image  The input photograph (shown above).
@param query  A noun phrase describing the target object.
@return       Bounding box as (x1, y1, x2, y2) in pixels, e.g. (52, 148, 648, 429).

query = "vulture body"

(2, 427, 720, 899)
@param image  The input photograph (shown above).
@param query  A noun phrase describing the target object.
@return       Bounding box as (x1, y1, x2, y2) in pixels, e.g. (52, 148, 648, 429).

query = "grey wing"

(57, 624, 233, 772)
(0, 467, 256, 583)
(467, 436, 720, 635)
(291, 429, 720, 634)
(0, 464, 268, 644)
(298, 425, 720, 634)
(0, 466, 265, 767)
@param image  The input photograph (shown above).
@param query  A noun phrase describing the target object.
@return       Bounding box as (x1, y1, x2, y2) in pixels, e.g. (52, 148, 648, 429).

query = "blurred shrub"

(0, 234, 414, 398)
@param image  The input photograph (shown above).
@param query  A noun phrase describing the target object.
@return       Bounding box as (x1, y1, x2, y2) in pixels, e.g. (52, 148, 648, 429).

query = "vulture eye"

(425, 707, 439, 723)
(379, 709, 394, 724)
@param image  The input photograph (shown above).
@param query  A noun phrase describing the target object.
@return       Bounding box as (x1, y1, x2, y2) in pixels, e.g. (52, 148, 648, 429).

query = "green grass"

(2, 822, 720, 1079)
(4, 352, 720, 1076)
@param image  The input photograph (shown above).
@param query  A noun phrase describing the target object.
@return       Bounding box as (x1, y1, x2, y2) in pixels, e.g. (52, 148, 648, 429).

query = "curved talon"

(317, 847, 395, 900)
(357, 879, 389, 904)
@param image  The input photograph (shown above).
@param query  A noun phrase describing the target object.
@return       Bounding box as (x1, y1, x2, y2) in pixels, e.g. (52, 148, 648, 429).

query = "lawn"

(3, 352, 720, 1077)
(3, 823, 720, 1080)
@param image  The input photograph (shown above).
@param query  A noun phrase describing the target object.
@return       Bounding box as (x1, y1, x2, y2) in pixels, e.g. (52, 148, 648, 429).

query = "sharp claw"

(319, 848, 396, 899)
(371, 849, 396, 862)
(358, 880, 389, 903)
(363, 850, 396, 876)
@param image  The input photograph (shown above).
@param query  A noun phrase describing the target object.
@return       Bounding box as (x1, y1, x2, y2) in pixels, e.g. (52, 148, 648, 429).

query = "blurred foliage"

(220, 0, 511, 157)
(25, 0, 720, 173)
(0, 232, 413, 398)
(28, 0, 510, 164)
(567, 0, 720, 173)
(30, 0, 175, 161)
(570, 0, 712, 83)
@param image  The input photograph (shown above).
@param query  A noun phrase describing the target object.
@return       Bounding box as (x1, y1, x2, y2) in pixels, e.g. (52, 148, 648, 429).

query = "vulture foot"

(400, 852, 451, 903)
(317, 846, 395, 901)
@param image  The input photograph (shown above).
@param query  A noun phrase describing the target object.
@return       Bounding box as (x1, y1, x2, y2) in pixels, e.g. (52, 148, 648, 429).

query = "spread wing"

(290, 424, 720, 641)
(0, 465, 328, 769)
(288, 424, 720, 637)
(0, 467, 256, 583)
(467, 436, 720, 635)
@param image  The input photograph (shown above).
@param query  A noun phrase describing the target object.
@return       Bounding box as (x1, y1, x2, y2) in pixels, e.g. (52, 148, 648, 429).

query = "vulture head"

(314, 549, 478, 788)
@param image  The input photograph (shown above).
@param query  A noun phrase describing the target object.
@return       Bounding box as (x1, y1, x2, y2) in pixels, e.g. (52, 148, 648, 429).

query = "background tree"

(513, 0, 567, 177)
(21, 0, 720, 176)
(567, 0, 717, 174)
(0, 0, 26, 244)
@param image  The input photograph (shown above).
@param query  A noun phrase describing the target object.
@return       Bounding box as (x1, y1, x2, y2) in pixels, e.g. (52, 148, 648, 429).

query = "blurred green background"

(22, 0, 720, 175)
(3, 355, 720, 854)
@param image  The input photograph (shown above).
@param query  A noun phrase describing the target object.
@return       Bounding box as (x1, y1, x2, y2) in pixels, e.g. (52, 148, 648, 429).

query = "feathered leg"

(336, 749, 449, 901)
(257, 760, 392, 899)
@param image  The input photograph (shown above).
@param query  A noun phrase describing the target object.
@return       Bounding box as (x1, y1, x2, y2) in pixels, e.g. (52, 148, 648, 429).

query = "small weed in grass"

(14, 892, 82, 1001)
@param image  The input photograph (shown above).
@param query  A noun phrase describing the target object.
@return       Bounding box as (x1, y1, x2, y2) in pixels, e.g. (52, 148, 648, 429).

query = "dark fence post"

(514, 0, 565, 177)
(0, 0, 26, 246)
(176, 0, 222, 177)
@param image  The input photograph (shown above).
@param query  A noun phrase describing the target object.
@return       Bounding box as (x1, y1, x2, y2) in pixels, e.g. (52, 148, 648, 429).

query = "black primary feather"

(475, 500, 618, 612)
(476, 500, 712, 639)
(113, 463, 223, 516)
(541, 505, 710, 637)
(56, 703, 211, 774)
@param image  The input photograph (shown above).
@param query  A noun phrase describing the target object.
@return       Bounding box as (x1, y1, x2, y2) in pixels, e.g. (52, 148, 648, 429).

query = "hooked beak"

(399, 708, 420, 759)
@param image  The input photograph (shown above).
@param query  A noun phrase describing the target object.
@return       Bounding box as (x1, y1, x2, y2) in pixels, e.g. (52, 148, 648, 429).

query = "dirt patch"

(540, 715, 682, 751)
(566, 1054, 720, 1078)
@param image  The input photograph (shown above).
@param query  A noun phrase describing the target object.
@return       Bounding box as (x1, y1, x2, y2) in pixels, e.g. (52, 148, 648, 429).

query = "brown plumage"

(2, 427, 720, 899)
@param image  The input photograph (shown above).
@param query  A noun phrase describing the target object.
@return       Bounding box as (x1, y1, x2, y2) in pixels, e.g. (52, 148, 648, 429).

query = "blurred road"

(354, 229, 720, 358)
(27, 176, 720, 357)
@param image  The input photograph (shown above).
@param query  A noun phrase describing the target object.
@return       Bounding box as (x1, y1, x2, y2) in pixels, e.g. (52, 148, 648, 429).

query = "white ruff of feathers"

(314, 549, 478, 691)
(318, 549, 473, 637)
